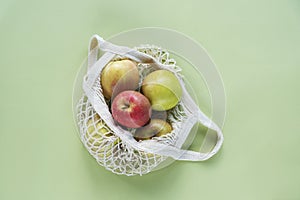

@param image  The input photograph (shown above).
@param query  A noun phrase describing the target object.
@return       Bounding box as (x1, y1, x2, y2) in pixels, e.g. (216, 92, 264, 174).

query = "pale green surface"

(1, 0, 300, 200)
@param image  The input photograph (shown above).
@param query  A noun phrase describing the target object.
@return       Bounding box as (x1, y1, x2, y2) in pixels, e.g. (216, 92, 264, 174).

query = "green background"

(1, 0, 299, 199)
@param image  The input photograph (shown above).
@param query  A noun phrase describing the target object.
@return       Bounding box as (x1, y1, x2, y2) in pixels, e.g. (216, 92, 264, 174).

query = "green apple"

(133, 119, 172, 140)
(101, 59, 140, 99)
(142, 70, 182, 111)
(85, 114, 118, 159)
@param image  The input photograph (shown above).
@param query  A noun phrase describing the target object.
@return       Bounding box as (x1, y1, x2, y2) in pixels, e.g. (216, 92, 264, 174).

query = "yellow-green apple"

(85, 114, 119, 159)
(133, 119, 172, 140)
(101, 59, 139, 99)
(142, 70, 182, 111)
(111, 91, 151, 128)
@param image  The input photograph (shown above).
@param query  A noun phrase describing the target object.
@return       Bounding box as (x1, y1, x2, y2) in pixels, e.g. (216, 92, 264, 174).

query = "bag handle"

(85, 35, 224, 161)
(136, 83, 223, 161)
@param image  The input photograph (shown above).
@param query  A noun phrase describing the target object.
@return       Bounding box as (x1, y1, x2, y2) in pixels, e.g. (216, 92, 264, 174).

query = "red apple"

(111, 91, 151, 128)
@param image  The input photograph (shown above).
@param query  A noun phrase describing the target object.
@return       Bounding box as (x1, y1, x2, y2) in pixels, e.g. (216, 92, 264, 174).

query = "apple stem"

(121, 103, 130, 110)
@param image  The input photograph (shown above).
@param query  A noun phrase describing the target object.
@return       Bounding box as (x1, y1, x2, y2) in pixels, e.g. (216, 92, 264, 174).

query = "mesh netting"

(76, 46, 190, 176)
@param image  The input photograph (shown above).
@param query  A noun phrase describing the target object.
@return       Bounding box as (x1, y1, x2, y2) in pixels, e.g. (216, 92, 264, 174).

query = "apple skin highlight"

(111, 91, 152, 128)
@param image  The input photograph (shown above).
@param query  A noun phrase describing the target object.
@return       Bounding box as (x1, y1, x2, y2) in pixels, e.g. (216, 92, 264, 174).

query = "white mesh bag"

(75, 35, 224, 176)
